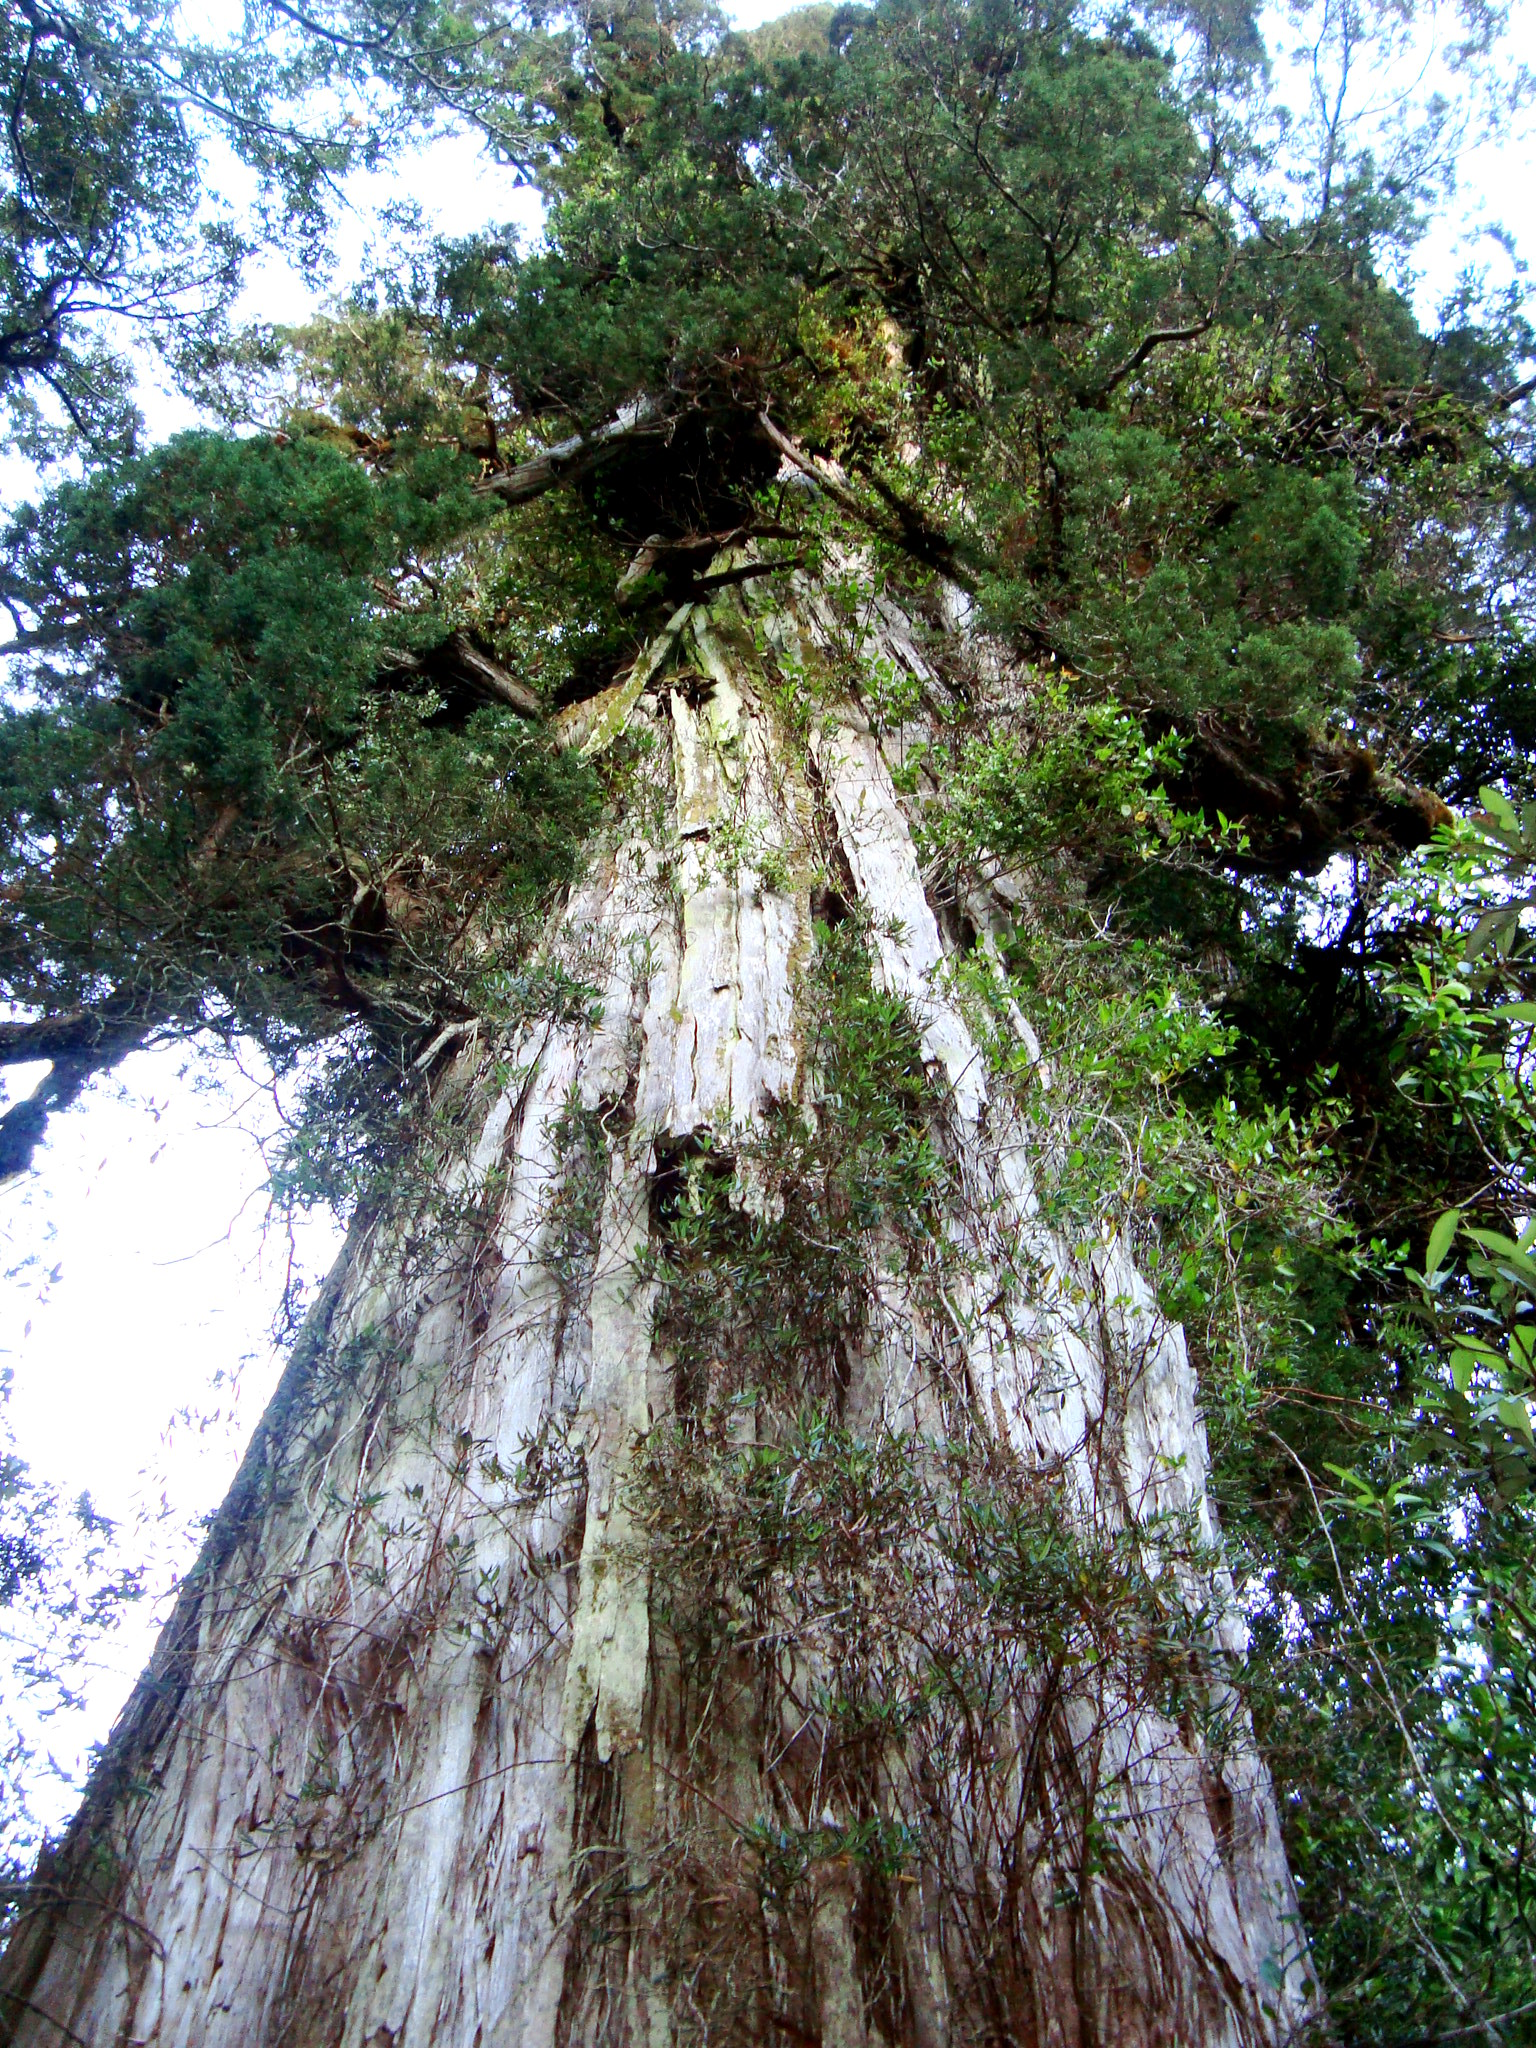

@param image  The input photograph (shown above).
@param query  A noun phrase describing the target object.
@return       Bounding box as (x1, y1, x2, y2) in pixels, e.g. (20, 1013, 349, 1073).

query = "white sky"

(1, 0, 1533, 1834)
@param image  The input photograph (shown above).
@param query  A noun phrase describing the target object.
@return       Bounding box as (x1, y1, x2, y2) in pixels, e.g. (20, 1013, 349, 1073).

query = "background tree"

(0, 0, 1533, 2040)
(0, 0, 414, 456)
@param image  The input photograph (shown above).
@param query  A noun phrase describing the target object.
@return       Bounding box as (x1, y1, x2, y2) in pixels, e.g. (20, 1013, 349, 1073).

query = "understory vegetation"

(1, 0, 1535, 2035)
(604, 916, 1262, 2036)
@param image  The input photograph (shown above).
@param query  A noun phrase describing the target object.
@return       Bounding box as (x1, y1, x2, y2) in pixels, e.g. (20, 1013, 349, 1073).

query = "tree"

(0, 0, 407, 457)
(0, 0, 1533, 2039)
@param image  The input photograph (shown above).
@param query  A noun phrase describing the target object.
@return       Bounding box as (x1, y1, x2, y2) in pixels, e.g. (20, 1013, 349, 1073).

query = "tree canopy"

(2, 0, 1536, 2036)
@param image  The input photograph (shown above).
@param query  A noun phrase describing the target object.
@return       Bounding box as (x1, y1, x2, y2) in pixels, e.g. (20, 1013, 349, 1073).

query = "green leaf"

(1496, 1397, 1536, 1448)
(1463, 1229, 1536, 1294)
(1480, 785, 1521, 833)
(1424, 1208, 1461, 1278)
(1322, 1463, 1375, 1505)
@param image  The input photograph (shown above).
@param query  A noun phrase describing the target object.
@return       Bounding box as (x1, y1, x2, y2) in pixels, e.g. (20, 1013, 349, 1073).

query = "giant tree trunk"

(0, 561, 1319, 2047)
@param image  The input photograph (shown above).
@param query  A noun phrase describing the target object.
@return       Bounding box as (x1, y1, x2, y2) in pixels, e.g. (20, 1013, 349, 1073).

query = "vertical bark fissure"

(2, 566, 1318, 2048)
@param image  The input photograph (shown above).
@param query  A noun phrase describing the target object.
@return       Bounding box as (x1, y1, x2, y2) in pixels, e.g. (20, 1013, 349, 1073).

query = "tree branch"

(756, 409, 874, 527)
(0, 1007, 154, 1181)
(475, 399, 676, 507)
(0, 1009, 144, 1066)
(445, 633, 541, 716)
(1090, 254, 1238, 403)
(376, 632, 542, 717)
(0, 1057, 91, 1182)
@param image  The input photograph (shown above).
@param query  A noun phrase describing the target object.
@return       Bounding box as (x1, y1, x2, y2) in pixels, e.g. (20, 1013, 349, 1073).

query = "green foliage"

(0, 0, 381, 454)
(1016, 420, 1366, 724)
(918, 676, 1192, 873)
(1, 0, 203, 451)
(962, 809, 1536, 2038)
(0, 431, 599, 1064)
(644, 920, 946, 1410)
(623, 922, 1260, 2035)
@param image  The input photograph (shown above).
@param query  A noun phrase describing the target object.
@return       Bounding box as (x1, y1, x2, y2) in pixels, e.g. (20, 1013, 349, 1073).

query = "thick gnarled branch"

(476, 399, 675, 507)
(0, 1005, 152, 1182)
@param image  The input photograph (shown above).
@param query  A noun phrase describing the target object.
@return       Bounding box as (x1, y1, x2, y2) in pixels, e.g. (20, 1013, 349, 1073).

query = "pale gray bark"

(0, 563, 1320, 2048)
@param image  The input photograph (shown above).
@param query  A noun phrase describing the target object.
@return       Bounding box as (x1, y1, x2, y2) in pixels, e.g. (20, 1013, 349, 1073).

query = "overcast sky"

(1, 0, 1533, 1835)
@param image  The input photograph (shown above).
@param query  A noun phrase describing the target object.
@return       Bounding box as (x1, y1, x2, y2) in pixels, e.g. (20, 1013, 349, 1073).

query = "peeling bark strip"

(561, 1148, 657, 1764)
(1, 566, 1319, 2048)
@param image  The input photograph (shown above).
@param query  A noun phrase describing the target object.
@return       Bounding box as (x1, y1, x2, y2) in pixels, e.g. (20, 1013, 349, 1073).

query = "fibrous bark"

(0, 559, 1319, 2048)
